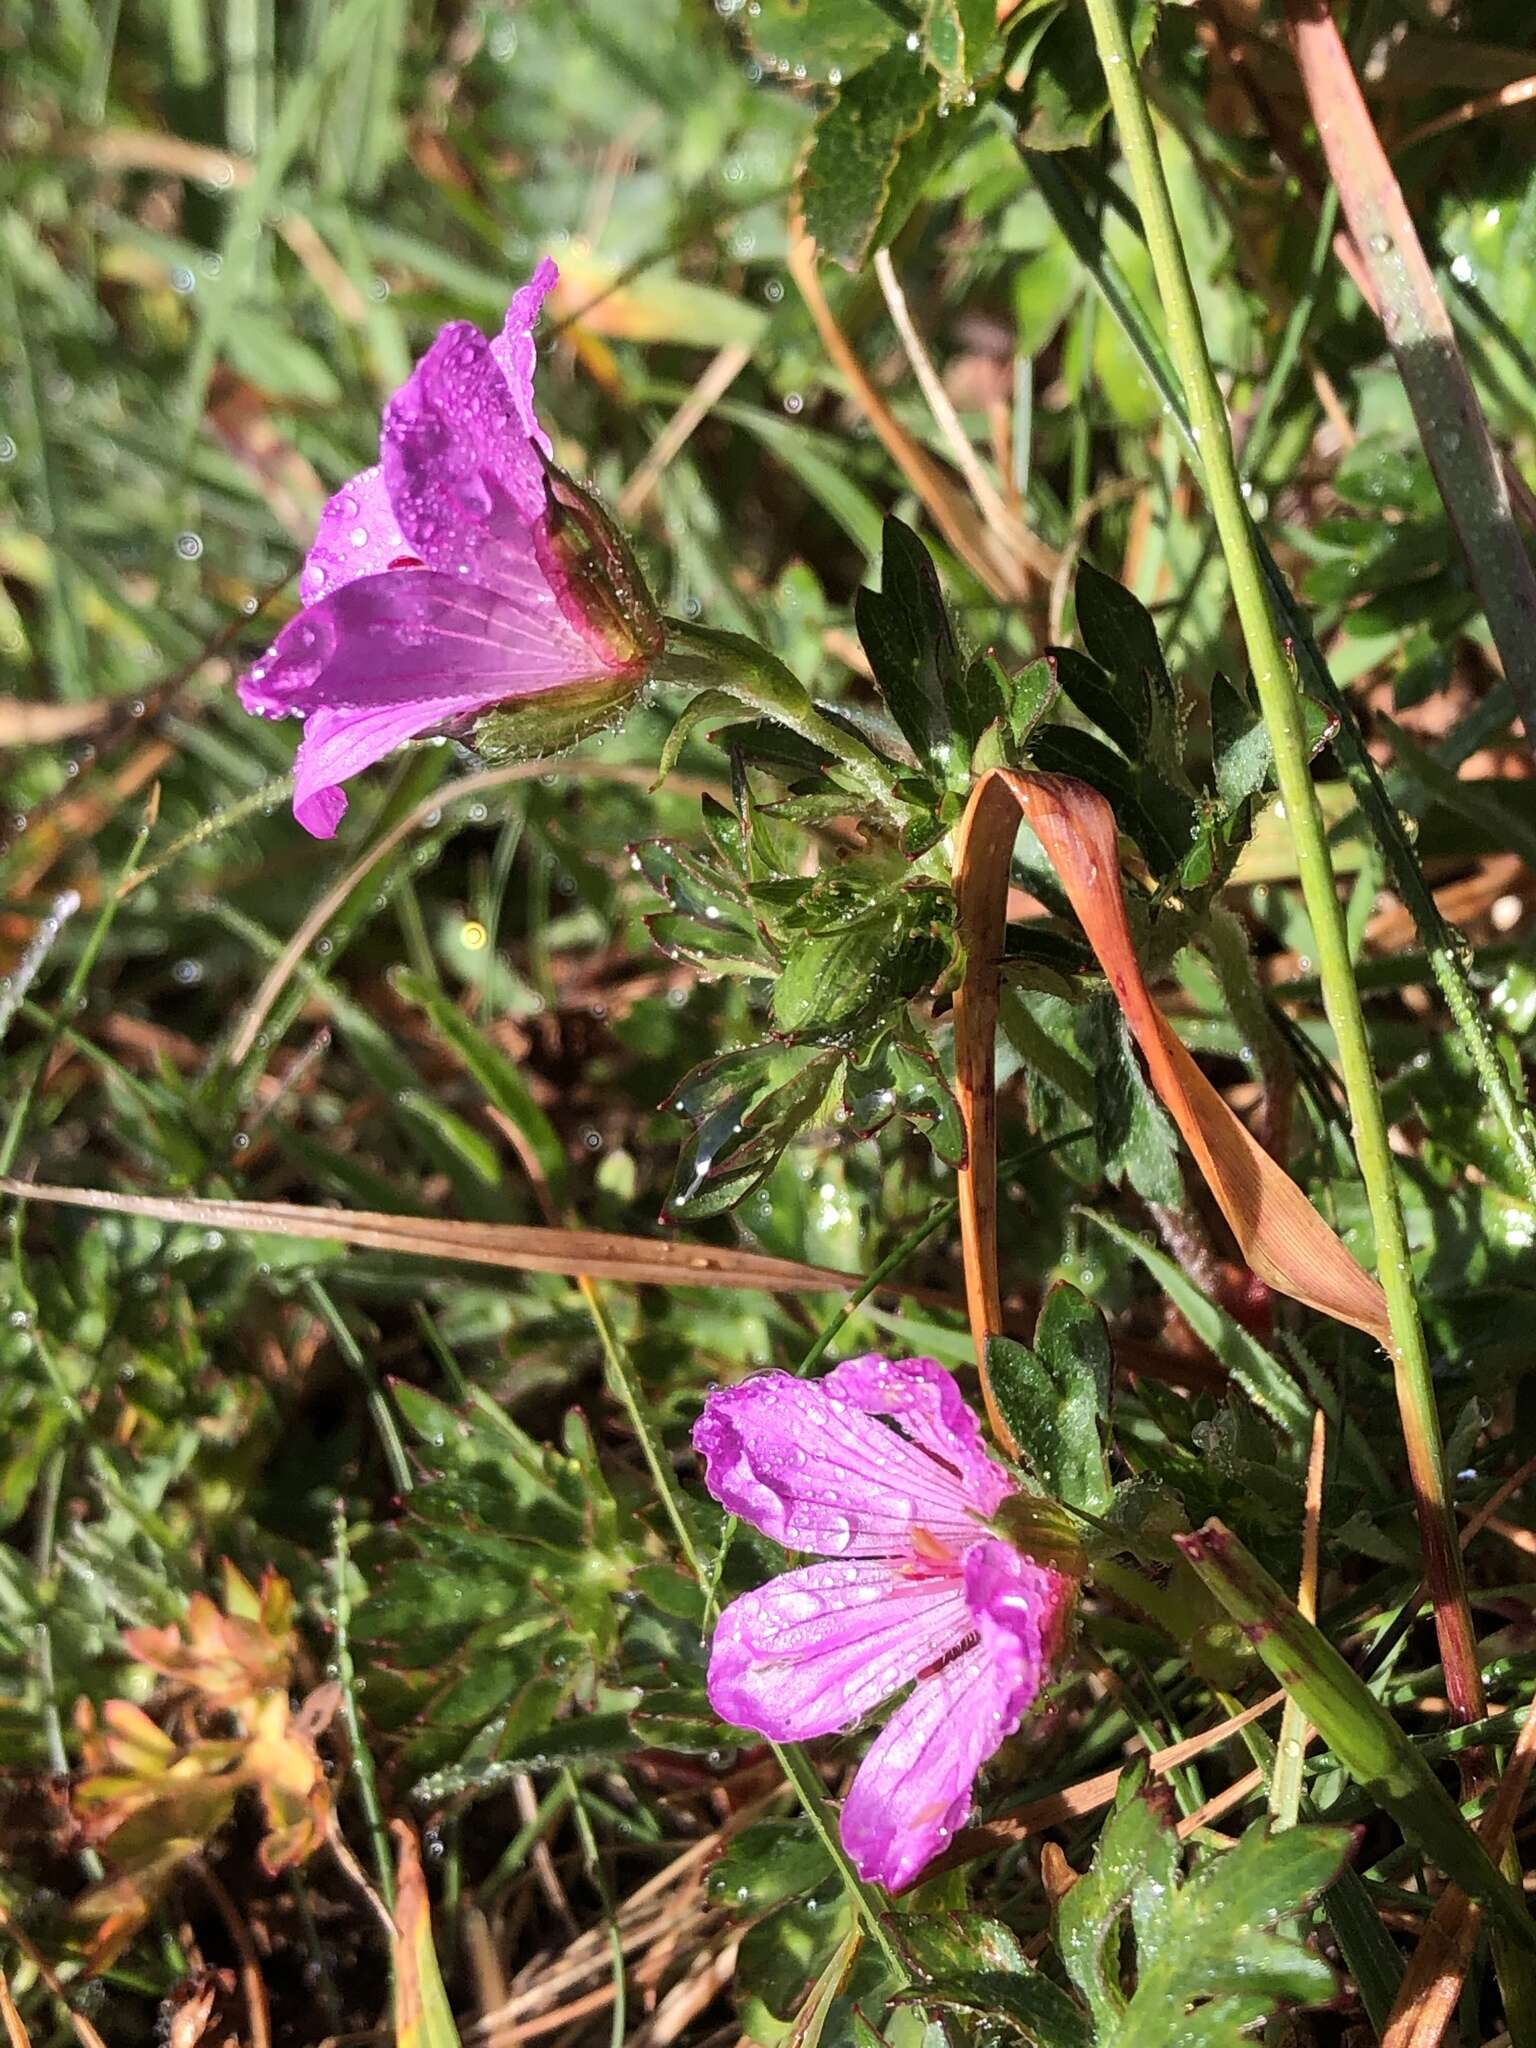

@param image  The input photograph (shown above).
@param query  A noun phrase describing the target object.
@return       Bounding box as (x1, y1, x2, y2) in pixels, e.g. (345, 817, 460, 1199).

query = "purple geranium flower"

(694, 1354, 1076, 1891)
(239, 260, 661, 838)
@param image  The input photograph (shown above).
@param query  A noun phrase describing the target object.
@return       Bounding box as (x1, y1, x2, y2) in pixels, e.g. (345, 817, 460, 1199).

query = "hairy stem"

(1080, 0, 1484, 1725)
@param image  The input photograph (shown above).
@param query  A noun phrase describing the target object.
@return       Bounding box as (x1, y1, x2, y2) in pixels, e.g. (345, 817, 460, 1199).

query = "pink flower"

(694, 1355, 1076, 1891)
(239, 260, 661, 838)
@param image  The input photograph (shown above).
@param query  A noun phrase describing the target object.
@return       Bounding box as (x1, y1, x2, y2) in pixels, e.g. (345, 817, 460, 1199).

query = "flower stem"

(577, 1275, 706, 1582)
(330, 1501, 397, 1909)
(1080, 0, 1484, 1724)
(660, 618, 899, 810)
(770, 1739, 905, 1978)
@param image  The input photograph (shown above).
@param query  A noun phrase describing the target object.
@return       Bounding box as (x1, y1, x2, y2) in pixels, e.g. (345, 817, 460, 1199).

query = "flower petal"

(693, 1366, 999, 1557)
(707, 1558, 971, 1742)
(838, 1539, 1073, 1891)
(238, 569, 600, 718)
(291, 697, 486, 839)
(298, 464, 411, 610)
(240, 567, 609, 838)
(962, 1538, 1074, 1717)
(490, 257, 558, 455)
(382, 322, 547, 565)
(839, 1643, 998, 1891)
(824, 1355, 1014, 1519)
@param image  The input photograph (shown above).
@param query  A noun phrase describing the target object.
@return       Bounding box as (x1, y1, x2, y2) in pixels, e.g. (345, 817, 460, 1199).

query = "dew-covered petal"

(838, 1540, 1073, 1891)
(693, 1369, 997, 1557)
(706, 1558, 971, 1743)
(289, 695, 490, 839)
(963, 1539, 1074, 1718)
(237, 568, 602, 718)
(838, 1644, 997, 1890)
(824, 1355, 1015, 1520)
(297, 464, 411, 610)
(239, 567, 612, 838)
(490, 257, 558, 454)
(382, 320, 548, 564)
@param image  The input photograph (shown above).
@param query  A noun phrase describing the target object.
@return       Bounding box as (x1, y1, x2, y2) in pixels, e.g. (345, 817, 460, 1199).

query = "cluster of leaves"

(351, 1381, 723, 1791)
(645, 518, 1324, 1220)
(710, 1773, 1349, 2048)
(69, 1566, 331, 1965)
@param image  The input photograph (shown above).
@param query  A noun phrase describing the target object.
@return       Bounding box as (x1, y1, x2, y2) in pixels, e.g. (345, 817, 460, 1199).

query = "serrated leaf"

(1111, 1820, 1348, 2048)
(801, 48, 940, 271)
(772, 890, 947, 1035)
(744, 0, 901, 83)
(984, 1283, 1111, 1513)
(1005, 654, 1059, 745)
(1058, 1775, 1180, 2031)
(1049, 645, 1150, 759)
(708, 1820, 836, 1911)
(665, 1044, 843, 1220)
(897, 1913, 1031, 1979)
(855, 517, 965, 770)
(646, 911, 776, 977)
(1072, 562, 1184, 788)
(845, 1028, 965, 1166)
(1210, 671, 1271, 812)
(1058, 1772, 1347, 2047)
(1010, 0, 1157, 151)
(913, 1969, 1091, 2048)
(1081, 998, 1183, 1208)
(949, 651, 1008, 751)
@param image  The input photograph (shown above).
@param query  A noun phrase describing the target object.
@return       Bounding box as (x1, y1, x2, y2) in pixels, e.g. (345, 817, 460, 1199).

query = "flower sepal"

(988, 1492, 1089, 1582)
(469, 669, 646, 765)
(542, 462, 666, 669)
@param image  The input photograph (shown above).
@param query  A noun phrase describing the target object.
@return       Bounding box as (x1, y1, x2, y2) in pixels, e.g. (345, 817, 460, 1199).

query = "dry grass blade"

(953, 769, 1392, 1416)
(0, 1902, 107, 2048)
(0, 1177, 857, 1295)
(946, 1689, 1285, 1862)
(871, 248, 1059, 582)
(1284, 0, 1536, 740)
(0, 699, 120, 746)
(0, 1976, 32, 2048)
(226, 760, 727, 1066)
(198, 1861, 272, 2048)
(619, 343, 754, 520)
(1395, 73, 1536, 153)
(787, 219, 1041, 603)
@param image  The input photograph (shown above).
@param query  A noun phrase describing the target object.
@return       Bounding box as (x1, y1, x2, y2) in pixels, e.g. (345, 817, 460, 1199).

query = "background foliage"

(3, 0, 1536, 2043)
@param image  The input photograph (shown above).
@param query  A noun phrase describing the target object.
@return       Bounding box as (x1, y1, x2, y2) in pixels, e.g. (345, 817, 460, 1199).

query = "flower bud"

(541, 462, 666, 670)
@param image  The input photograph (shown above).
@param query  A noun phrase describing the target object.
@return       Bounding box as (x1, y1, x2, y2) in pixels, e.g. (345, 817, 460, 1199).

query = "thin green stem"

(1, 815, 153, 1182)
(304, 1278, 414, 1500)
(478, 1777, 573, 1908)
(330, 1501, 396, 1909)
(660, 618, 900, 810)
(1079, 0, 1484, 1727)
(1020, 141, 1536, 1208)
(577, 1276, 705, 1581)
(770, 1740, 904, 1978)
(565, 1772, 626, 2048)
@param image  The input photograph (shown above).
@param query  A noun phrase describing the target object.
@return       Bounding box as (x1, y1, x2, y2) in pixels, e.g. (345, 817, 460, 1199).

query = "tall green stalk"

(1080, 0, 1484, 1725)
